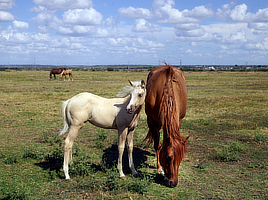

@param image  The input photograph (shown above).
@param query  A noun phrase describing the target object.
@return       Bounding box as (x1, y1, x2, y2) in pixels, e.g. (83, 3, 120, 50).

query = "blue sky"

(1, 0, 268, 66)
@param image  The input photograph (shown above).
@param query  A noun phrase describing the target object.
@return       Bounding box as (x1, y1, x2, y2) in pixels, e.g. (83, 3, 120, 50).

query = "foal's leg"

(126, 129, 138, 176)
(63, 125, 82, 179)
(117, 128, 128, 178)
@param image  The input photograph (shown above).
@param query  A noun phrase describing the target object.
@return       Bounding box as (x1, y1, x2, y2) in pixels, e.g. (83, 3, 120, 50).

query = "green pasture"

(0, 70, 267, 199)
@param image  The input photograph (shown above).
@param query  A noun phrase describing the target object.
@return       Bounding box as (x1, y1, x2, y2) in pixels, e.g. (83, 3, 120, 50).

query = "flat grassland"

(0, 70, 267, 199)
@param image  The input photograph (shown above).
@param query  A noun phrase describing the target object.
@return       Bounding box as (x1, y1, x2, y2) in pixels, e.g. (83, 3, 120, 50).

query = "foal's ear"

(128, 80, 133, 86)
(141, 79, 145, 88)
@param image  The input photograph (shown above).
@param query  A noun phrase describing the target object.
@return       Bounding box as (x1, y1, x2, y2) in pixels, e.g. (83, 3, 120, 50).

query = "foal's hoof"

(120, 175, 126, 179)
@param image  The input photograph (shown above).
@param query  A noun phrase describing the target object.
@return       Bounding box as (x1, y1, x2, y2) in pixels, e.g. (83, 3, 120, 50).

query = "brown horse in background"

(50, 68, 66, 80)
(61, 70, 73, 81)
(144, 64, 189, 188)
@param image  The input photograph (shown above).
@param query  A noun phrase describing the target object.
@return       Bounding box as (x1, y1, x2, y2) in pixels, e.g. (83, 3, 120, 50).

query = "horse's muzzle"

(166, 179, 177, 188)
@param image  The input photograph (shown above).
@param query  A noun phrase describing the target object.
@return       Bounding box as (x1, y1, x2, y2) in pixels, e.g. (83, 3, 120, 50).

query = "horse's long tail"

(59, 100, 69, 136)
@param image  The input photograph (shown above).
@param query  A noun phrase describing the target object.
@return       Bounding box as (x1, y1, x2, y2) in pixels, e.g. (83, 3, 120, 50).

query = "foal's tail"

(59, 100, 69, 136)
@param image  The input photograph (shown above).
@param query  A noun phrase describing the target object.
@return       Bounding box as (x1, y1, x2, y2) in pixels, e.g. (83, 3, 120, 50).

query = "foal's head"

(160, 135, 189, 187)
(126, 80, 146, 114)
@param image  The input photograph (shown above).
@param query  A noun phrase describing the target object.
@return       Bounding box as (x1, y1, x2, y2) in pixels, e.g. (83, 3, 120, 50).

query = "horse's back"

(145, 65, 187, 124)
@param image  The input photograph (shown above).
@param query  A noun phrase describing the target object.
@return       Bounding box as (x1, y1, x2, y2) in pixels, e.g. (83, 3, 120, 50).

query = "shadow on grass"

(35, 144, 154, 179)
(99, 144, 154, 174)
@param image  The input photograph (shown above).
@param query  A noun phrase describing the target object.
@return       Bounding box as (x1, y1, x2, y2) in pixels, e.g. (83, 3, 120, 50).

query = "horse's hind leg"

(126, 129, 138, 176)
(63, 125, 82, 179)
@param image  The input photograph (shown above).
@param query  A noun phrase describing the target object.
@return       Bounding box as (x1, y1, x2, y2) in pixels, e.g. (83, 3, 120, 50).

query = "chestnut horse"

(59, 80, 146, 179)
(61, 70, 73, 81)
(50, 68, 66, 80)
(144, 64, 189, 187)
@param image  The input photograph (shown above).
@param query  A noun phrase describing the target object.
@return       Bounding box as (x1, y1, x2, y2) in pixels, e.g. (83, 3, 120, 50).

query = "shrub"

(216, 141, 245, 162)
(254, 135, 268, 144)
(128, 178, 149, 195)
(23, 148, 47, 160)
(105, 172, 121, 191)
(69, 161, 92, 177)
(4, 155, 18, 164)
(1, 184, 30, 200)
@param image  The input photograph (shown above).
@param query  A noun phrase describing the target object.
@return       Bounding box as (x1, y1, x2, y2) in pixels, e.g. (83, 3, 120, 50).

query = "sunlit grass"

(0, 70, 267, 199)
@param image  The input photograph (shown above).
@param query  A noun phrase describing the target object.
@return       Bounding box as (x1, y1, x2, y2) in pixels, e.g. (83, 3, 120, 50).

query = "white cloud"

(0, 30, 30, 44)
(174, 23, 200, 30)
(183, 5, 214, 19)
(190, 42, 197, 46)
(118, 6, 153, 19)
(176, 28, 206, 38)
(31, 33, 50, 42)
(132, 19, 161, 32)
(33, 0, 93, 10)
(248, 22, 268, 31)
(62, 8, 102, 25)
(229, 4, 249, 21)
(216, 2, 235, 20)
(220, 45, 228, 50)
(57, 26, 73, 35)
(13, 21, 29, 30)
(0, 0, 14, 10)
(0, 11, 14, 22)
(227, 31, 247, 43)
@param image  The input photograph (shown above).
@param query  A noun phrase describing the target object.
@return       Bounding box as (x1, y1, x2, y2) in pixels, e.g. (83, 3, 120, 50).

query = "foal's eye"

(138, 93, 143, 97)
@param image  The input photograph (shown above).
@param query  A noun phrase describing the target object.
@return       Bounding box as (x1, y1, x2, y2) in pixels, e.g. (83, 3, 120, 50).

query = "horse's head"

(160, 135, 189, 187)
(126, 80, 146, 114)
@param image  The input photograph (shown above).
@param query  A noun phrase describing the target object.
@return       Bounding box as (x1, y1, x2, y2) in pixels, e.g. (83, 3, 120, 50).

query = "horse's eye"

(139, 93, 143, 97)
(166, 156, 171, 162)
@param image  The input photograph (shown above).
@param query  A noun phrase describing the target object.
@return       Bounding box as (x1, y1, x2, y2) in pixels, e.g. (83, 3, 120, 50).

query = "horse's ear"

(128, 80, 133, 86)
(183, 136, 190, 145)
(141, 79, 145, 88)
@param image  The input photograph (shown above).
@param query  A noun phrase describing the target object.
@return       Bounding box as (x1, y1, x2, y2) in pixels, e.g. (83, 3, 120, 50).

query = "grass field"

(0, 70, 267, 199)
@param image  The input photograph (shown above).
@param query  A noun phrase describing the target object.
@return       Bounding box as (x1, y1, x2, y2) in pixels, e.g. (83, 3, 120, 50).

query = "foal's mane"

(116, 81, 142, 98)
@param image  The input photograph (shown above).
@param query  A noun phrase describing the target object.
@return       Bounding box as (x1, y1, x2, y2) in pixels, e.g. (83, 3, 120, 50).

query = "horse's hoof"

(157, 168, 165, 175)
(120, 175, 126, 179)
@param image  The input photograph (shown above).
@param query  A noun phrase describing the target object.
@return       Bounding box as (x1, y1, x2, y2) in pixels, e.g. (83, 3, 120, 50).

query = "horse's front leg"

(117, 128, 128, 178)
(126, 129, 138, 176)
(147, 118, 163, 174)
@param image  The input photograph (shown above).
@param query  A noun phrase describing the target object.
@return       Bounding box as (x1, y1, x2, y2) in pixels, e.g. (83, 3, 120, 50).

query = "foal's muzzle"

(126, 107, 134, 114)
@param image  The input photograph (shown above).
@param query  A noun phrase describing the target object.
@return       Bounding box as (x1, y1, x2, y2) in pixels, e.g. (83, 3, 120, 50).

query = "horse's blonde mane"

(117, 81, 141, 98)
